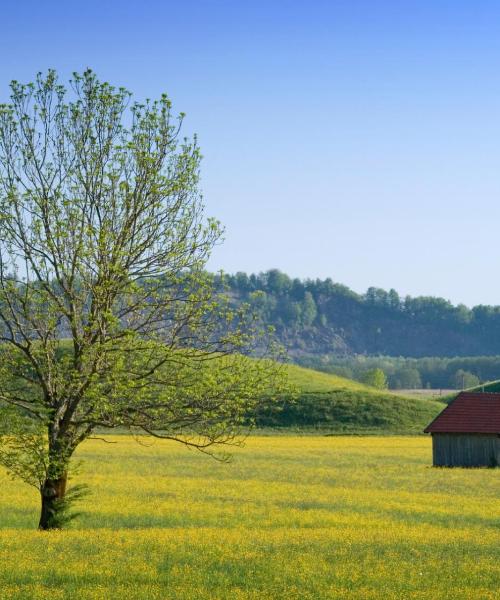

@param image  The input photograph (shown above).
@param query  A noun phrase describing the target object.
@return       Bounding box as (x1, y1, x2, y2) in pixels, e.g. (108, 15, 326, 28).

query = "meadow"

(0, 435, 499, 599)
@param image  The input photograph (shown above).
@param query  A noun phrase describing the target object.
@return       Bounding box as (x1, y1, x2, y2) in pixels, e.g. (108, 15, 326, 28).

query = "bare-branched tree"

(0, 70, 286, 529)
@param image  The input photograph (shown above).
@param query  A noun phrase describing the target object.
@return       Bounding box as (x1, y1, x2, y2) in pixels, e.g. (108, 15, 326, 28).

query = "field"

(0, 435, 499, 599)
(393, 388, 457, 400)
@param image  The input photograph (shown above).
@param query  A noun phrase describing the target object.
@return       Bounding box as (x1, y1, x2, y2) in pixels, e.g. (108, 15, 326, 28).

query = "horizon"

(2, 1, 500, 306)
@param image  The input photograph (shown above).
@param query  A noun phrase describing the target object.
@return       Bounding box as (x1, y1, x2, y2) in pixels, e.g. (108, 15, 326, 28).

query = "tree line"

(219, 269, 500, 360)
(296, 355, 500, 390)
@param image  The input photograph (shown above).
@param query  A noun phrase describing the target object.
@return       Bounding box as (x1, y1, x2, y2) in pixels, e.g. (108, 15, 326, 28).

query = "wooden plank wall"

(432, 433, 500, 467)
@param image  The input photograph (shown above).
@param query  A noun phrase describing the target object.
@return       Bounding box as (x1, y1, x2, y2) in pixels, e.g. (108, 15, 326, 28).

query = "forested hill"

(219, 270, 500, 358)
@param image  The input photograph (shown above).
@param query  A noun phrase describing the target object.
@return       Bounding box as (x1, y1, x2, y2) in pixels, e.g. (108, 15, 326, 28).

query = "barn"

(424, 392, 500, 467)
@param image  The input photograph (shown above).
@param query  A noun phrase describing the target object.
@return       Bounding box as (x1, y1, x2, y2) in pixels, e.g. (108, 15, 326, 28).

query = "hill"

(285, 364, 375, 393)
(442, 379, 500, 403)
(257, 364, 444, 433)
(471, 380, 500, 393)
(0, 339, 443, 434)
(221, 270, 500, 358)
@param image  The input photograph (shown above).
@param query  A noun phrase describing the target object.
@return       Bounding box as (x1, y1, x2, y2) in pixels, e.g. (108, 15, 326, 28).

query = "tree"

(265, 269, 291, 295)
(0, 70, 286, 529)
(451, 369, 480, 390)
(301, 292, 317, 326)
(360, 368, 388, 390)
(388, 288, 400, 310)
(391, 367, 422, 390)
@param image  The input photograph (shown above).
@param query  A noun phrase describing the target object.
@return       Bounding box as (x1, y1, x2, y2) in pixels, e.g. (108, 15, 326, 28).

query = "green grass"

(0, 338, 444, 433)
(285, 363, 377, 393)
(0, 435, 498, 599)
(441, 379, 500, 403)
(261, 364, 445, 433)
(471, 379, 500, 393)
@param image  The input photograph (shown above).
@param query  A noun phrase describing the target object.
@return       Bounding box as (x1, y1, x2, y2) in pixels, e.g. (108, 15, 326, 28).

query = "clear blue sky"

(1, 1, 500, 306)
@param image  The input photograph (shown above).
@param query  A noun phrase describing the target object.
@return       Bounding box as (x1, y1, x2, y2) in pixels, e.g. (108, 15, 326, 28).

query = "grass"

(0, 435, 498, 599)
(472, 380, 500, 393)
(441, 379, 500, 403)
(285, 363, 378, 393)
(264, 364, 445, 433)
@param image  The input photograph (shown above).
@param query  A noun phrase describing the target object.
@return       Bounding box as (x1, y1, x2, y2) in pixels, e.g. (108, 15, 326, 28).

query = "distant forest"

(298, 354, 500, 391)
(219, 269, 500, 388)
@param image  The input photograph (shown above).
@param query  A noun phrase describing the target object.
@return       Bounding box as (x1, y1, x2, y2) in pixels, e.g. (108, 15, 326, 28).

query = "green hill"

(471, 380, 500, 393)
(256, 363, 445, 433)
(0, 339, 443, 434)
(285, 364, 376, 393)
(442, 379, 500, 403)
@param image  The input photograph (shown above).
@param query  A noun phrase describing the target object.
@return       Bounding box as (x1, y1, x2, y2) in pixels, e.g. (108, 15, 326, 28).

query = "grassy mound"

(285, 364, 378, 393)
(256, 364, 445, 433)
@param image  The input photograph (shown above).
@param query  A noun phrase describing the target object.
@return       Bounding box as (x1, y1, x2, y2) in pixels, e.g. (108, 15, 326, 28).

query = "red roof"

(424, 392, 500, 434)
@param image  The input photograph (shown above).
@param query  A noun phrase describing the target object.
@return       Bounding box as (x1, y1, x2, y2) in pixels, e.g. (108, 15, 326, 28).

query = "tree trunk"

(38, 473, 68, 530)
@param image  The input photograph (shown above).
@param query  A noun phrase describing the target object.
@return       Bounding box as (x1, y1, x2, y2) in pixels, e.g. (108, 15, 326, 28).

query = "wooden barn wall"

(432, 433, 500, 467)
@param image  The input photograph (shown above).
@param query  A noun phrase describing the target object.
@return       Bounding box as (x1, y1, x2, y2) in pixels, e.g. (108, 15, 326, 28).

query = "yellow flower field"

(0, 436, 498, 599)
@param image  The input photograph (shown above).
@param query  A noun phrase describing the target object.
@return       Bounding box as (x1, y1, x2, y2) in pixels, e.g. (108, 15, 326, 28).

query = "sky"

(1, 1, 500, 306)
